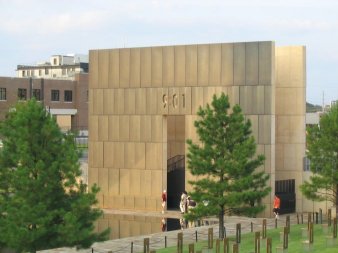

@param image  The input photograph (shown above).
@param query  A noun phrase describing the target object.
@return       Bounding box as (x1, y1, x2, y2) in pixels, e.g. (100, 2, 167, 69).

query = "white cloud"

(0, 11, 110, 36)
(265, 19, 333, 31)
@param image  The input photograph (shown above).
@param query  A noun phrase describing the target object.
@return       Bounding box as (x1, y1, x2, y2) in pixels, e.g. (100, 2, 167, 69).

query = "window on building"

(39, 69, 42, 76)
(303, 157, 311, 171)
(62, 68, 67, 75)
(51, 90, 60, 102)
(22, 70, 26, 77)
(45, 68, 49, 75)
(0, 88, 6, 100)
(33, 89, 41, 101)
(18, 88, 27, 100)
(53, 58, 57, 65)
(64, 90, 72, 102)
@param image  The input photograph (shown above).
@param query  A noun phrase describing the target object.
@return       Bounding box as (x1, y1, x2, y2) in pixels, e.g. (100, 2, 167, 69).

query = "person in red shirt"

(273, 195, 281, 219)
(161, 190, 167, 214)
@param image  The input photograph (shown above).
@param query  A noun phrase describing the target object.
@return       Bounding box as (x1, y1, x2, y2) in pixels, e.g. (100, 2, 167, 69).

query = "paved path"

(39, 211, 303, 253)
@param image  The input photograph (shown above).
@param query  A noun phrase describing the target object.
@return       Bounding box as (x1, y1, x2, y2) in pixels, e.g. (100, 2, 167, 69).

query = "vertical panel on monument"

(167, 115, 185, 209)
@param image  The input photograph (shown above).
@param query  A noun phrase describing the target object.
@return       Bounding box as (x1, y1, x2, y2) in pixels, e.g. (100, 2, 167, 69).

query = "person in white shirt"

(179, 191, 187, 213)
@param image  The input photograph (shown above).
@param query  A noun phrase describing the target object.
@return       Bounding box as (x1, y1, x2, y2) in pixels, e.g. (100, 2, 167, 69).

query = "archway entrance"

(166, 115, 185, 210)
(275, 179, 296, 214)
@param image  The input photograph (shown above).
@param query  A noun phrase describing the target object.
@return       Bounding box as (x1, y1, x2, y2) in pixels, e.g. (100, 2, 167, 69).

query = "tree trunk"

(218, 209, 225, 239)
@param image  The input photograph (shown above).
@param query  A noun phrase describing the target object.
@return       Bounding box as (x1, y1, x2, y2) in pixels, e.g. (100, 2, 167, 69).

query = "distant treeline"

(306, 102, 322, 112)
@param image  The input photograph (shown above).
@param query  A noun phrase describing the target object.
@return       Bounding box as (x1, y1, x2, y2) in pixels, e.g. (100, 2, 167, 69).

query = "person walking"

(273, 195, 281, 219)
(161, 190, 167, 214)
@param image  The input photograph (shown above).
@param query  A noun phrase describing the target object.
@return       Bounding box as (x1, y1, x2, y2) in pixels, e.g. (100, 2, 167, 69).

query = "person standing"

(273, 195, 281, 219)
(161, 190, 167, 214)
(179, 191, 187, 214)
(187, 196, 197, 211)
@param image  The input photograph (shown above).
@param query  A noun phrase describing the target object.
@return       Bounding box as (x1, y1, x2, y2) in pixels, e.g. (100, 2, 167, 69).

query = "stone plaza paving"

(39, 209, 299, 253)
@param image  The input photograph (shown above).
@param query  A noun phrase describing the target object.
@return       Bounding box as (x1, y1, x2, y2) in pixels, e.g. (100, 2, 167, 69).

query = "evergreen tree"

(186, 93, 270, 238)
(0, 99, 109, 252)
(300, 103, 338, 207)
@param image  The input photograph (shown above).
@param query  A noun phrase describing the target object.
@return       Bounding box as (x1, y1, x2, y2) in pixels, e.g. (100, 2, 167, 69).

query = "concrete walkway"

(39, 211, 300, 253)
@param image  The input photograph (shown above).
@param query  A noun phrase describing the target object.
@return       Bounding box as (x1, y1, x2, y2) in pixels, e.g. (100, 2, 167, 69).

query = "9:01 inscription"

(162, 93, 185, 109)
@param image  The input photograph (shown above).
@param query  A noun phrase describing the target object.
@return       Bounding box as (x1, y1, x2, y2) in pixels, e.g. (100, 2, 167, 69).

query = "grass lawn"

(156, 223, 338, 253)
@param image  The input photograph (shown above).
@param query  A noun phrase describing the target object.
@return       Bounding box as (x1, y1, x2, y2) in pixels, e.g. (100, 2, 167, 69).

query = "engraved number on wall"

(162, 93, 185, 110)
(163, 94, 168, 108)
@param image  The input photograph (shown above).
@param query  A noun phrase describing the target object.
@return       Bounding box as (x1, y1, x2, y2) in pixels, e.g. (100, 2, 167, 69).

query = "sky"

(0, 0, 337, 105)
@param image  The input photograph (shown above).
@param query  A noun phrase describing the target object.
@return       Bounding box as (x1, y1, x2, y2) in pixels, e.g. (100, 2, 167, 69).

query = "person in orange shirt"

(273, 195, 281, 219)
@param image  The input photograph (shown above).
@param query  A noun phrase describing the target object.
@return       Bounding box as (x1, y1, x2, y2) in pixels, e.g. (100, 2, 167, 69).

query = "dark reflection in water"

(166, 218, 181, 231)
(95, 213, 181, 240)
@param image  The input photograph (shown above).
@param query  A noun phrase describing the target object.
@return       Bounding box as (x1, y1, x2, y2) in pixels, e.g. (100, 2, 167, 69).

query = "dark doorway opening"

(275, 179, 296, 214)
(166, 115, 185, 210)
(167, 155, 185, 209)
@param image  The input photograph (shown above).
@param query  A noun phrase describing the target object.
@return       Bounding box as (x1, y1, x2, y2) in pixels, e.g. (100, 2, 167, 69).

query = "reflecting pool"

(95, 213, 182, 240)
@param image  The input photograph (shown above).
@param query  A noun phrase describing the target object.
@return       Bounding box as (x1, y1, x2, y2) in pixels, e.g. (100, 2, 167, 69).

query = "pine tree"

(300, 103, 338, 208)
(0, 99, 109, 252)
(186, 93, 271, 239)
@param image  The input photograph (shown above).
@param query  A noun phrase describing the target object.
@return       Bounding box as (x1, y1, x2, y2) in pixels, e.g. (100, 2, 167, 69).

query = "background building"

(16, 54, 88, 80)
(88, 41, 306, 217)
(0, 74, 88, 131)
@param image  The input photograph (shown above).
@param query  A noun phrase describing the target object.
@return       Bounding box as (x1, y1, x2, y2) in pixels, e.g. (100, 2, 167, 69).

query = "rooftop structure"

(16, 54, 88, 80)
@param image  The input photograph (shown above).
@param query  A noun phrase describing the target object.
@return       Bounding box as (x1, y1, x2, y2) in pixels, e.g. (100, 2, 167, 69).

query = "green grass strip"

(157, 224, 338, 253)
